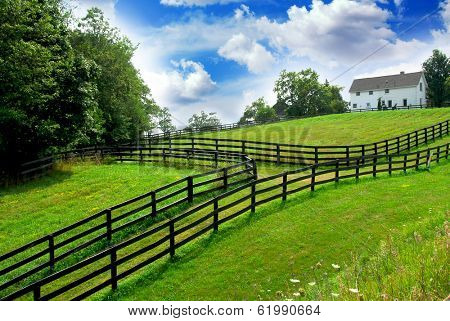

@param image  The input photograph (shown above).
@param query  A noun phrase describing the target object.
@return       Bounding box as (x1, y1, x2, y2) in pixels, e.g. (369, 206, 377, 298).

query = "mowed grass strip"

(195, 108, 450, 145)
(96, 161, 449, 301)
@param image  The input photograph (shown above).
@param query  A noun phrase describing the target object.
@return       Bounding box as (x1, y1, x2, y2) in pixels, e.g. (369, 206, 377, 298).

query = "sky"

(68, 0, 450, 127)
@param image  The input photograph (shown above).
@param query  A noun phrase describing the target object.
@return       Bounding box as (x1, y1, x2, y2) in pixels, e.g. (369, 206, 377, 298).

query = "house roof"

(349, 71, 424, 92)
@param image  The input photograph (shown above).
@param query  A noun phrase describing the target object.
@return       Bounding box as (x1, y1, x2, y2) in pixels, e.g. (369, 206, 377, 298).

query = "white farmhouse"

(349, 71, 427, 110)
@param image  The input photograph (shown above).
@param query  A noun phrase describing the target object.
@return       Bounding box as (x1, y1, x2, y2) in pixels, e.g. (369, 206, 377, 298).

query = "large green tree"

(273, 69, 347, 116)
(423, 50, 450, 107)
(70, 8, 159, 143)
(188, 111, 221, 129)
(0, 0, 98, 173)
(239, 97, 277, 124)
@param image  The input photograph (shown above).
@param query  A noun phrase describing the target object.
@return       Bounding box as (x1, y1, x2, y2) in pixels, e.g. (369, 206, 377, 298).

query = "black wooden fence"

(144, 120, 449, 165)
(2, 143, 448, 301)
(0, 148, 255, 298)
(145, 104, 450, 140)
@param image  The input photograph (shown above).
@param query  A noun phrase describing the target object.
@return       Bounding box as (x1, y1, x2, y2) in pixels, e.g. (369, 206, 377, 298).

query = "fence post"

(106, 209, 112, 242)
(355, 159, 360, 180)
(223, 168, 228, 189)
(252, 159, 257, 179)
(311, 165, 316, 191)
(162, 148, 166, 162)
(335, 161, 340, 183)
(415, 152, 420, 170)
(214, 151, 218, 167)
(425, 127, 428, 144)
(314, 147, 318, 165)
(446, 143, 449, 159)
(187, 177, 193, 203)
(359, 146, 365, 165)
(415, 130, 419, 147)
(110, 248, 117, 291)
(436, 146, 440, 163)
(439, 122, 443, 138)
(48, 235, 55, 271)
(242, 141, 246, 154)
(396, 137, 400, 154)
(385, 140, 388, 155)
(403, 155, 407, 173)
(432, 125, 435, 141)
(213, 199, 219, 232)
(191, 138, 195, 150)
(215, 139, 219, 151)
(33, 286, 41, 301)
(282, 172, 287, 201)
(277, 145, 281, 165)
(151, 191, 157, 217)
(426, 149, 432, 168)
(169, 221, 175, 258)
(346, 147, 350, 166)
(388, 156, 393, 175)
(373, 157, 377, 178)
(407, 133, 411, 150)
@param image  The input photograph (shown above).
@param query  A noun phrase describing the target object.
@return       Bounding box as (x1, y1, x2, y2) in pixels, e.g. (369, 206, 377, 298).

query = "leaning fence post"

(106, 209, 112, 242)
(282, 172, 287, 201)
(187, 176, 193, 203)
(48, 235, 55, 271)
(169, 221, 175, 258)
(213, 199, 219, 231)
(110, 248, 117, 291)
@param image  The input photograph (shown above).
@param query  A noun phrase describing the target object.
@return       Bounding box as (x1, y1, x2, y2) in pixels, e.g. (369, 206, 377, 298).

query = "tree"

(239, 97, 277, 124)
(0, 0, 98, 174)
(187, 111, 221, 129)
(273, 69, 347, 117)
(70, 8, 160, 143)
(422, 50, 450, 107)
(157, 107, 176, 133)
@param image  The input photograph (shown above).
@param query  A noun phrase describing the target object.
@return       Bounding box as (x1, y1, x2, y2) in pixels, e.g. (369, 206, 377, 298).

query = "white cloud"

(160, 0, 241, 7)
(143, 60, 217, 105)
(218, 33, 275, 73)
(234, 4, 253, 20)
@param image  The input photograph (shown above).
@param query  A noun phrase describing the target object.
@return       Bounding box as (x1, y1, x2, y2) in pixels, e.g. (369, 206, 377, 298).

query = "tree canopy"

(239, 98, 277, 124)
(188, 111, 221, 129)
(423, 49, 450, 107)
(0, 0, 160, 175)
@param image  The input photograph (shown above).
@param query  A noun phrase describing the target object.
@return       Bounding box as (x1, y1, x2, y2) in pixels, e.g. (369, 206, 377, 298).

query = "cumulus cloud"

(144, 60, 217, 105)
(160, 0, 241, 7)
(218, 33, 275, 73)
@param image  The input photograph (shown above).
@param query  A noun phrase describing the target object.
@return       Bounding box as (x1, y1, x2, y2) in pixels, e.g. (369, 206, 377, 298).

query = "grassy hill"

(0, 161, 206, 254)
(196, 109, 450, 145)
(99, 161, 449, 301)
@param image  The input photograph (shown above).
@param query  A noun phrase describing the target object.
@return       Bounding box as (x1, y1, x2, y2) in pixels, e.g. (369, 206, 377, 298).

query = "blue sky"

(70, 0, 449, 126)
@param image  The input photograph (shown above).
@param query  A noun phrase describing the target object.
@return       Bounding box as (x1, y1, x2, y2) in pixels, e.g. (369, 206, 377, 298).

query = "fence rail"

(0, 148, 255, 297)
(2, 143, 448, 301)
(143, 120, 449, 165)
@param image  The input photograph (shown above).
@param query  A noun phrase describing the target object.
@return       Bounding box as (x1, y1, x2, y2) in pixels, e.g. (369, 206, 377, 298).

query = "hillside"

(99, 161, 449, 301)
(195, 109, 450, 145)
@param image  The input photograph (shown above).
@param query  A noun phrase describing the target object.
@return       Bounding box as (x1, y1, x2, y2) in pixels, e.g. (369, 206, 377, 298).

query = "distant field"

(0, 161, 205, 254)
(196, 108, 450, 145)
(99, 161, 449, 301)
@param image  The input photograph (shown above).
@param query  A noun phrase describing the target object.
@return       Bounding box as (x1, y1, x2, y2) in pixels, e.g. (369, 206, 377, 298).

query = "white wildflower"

(349, 288, 359, 293)
(290, 279, 300, 283)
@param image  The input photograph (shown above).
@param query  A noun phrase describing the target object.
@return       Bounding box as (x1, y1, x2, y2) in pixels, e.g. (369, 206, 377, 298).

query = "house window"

(403, 99, 407, 106)
(366, 103, 371, 108)
(420, 83, 423, 91)
(356, 92, 360, 96)
(385, 89, 389, 94)
(369, 91, 373, 95)
(353, 104, 357, 108)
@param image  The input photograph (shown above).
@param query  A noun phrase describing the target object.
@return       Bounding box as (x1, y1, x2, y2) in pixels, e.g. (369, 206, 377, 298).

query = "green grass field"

(98, 161, 449, 301)
(196, 108, 450, 145)
(0, 161, 206, 254)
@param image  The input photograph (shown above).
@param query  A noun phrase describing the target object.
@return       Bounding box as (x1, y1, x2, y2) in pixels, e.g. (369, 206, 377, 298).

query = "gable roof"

(349, 71, 424, 92)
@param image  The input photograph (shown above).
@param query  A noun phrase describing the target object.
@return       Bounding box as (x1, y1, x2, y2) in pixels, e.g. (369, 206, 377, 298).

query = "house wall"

(350, 74, 427, 110)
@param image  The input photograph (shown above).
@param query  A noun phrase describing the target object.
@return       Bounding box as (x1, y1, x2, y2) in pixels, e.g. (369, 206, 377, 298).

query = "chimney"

(400, 71, 405, 75)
